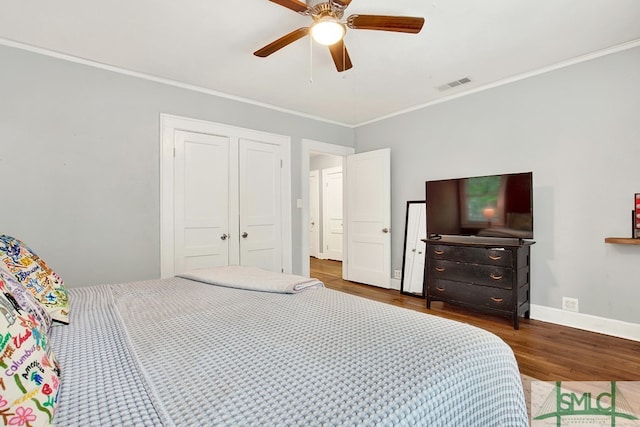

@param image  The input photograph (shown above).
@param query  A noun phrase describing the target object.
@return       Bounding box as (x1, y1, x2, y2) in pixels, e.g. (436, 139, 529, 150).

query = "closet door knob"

(220, 233, 228, 241)
(242, 232, 249, 238)
(382, 228, 390, 233)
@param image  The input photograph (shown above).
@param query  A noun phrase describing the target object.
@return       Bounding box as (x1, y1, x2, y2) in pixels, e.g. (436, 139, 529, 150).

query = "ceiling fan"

(254, 0, 425, 72)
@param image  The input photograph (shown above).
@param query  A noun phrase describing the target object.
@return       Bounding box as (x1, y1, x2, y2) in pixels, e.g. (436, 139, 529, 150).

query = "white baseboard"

(530, 304, 640, 342)
(390, 278, 401, 291)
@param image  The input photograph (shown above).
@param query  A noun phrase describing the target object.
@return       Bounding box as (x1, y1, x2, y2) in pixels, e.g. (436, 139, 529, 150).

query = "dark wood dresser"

(424, 237, 534, 329)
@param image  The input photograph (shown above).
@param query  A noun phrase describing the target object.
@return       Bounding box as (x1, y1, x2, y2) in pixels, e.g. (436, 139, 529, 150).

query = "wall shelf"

(604, 237, 640, 245)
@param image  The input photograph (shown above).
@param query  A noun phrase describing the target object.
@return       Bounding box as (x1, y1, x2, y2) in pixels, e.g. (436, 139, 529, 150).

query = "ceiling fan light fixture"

(256, 1, 426, 72)
(310, 16, 345, 45)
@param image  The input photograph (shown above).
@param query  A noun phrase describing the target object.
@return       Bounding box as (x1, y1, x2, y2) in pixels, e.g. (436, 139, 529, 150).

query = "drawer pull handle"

(490, 273, 503, 280)
(435, 267, 445, 272)
(435, 286, 445, 292)
(491, 297, 504, 303)
(434, 250, 445, 255)
(489, 255, 502, 261)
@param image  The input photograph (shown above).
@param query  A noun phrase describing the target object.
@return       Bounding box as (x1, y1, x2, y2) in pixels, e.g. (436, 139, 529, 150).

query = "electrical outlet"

(393, 269, 402, 280)
(562, 297, 579, 312)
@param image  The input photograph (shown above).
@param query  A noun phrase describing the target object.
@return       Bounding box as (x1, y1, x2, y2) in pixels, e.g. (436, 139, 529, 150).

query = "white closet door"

(346, 148, 391, 288)
(323, 167, 343, 261)
(174, 130, 230, 274)
(239, 138, 282, 272)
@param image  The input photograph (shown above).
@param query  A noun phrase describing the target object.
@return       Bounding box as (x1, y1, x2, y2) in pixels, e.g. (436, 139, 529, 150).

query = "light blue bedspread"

(51, 277, 528, 426)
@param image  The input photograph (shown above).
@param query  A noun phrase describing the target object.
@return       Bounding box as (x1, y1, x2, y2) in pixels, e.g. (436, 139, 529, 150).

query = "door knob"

(382, 228, 390, 233)
(220, 233, 228, 240)
(242, 232, 248, 238)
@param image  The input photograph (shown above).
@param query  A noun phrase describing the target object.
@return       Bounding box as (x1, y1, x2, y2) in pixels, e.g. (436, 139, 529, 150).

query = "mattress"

(50, 276, 528, 426)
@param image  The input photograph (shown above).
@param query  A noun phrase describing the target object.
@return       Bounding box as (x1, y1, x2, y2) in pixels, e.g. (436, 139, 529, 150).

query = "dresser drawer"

(429, 244, 513, 267)
(429, 279, 514, 311)
(430, 259, 513, 289)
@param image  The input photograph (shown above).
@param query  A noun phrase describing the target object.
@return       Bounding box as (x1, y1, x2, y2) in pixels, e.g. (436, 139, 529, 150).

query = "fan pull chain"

(309, 35, 313, 83)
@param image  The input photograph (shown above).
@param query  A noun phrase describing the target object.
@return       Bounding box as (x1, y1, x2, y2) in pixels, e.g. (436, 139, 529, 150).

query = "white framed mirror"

(400, 200, 426, 297)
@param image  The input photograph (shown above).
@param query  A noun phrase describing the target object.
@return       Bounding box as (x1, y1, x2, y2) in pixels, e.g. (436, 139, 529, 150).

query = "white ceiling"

(1, 0, 639, 126)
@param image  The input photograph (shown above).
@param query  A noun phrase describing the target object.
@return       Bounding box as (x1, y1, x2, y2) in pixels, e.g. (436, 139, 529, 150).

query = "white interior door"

(323, 167, 343, 261)
(174, 130, 230, 274)
(309, 170, 320, 258)
(403, 202, 426, 294)
(346, 148, 391, 288)
(239, 138, 282, 272)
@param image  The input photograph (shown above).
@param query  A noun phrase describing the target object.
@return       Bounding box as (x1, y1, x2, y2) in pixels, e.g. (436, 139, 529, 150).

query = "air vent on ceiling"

(437, 77, 472, 92)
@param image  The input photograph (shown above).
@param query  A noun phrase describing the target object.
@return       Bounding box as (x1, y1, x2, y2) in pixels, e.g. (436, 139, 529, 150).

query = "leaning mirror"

(400, 200, 426, 297)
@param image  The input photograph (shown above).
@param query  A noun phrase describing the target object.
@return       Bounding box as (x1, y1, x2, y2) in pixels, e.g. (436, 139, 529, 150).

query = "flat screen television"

(426, 171, 533, 240)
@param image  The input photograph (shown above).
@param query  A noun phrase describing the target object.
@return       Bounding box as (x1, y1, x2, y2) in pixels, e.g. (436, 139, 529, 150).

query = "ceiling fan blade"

(328, 40, 353, 72)
(254, 28, 309, 57)
(333, 0, 353, 8)
(347, 15, 425, 33)
(269, 0, 308, 13)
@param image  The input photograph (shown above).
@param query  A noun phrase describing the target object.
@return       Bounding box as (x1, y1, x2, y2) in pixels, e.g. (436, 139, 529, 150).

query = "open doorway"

(301, 140, 354, 278)
(310, 156, 343, 262)
(303, 142, 392, 288)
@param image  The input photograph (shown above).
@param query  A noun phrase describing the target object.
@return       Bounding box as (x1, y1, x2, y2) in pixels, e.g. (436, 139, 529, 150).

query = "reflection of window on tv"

(462, 175, 504, 227)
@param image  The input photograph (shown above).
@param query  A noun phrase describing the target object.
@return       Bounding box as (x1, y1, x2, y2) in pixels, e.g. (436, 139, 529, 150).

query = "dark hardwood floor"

(311, 258, 640, 381)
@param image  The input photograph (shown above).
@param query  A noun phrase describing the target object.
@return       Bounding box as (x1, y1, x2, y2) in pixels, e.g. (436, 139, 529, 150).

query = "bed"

(49, 267, 527, 426)
(0, 235, 528, 426)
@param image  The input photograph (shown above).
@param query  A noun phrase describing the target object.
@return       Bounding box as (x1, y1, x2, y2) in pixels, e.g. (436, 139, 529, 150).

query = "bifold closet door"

(239, 139, 282, 272)
(163, 116, 290, 278)
(173, 130, 230, 274)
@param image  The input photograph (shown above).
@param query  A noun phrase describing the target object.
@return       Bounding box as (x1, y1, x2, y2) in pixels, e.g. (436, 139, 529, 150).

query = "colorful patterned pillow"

(0, 235, 69, 325)
(0, 276, 60, 425)
(0, 270, 52, 334)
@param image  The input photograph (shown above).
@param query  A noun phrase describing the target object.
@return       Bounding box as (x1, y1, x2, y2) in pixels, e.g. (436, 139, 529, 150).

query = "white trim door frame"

(301, 139, 354, 278)
(161, 114, 292, 277)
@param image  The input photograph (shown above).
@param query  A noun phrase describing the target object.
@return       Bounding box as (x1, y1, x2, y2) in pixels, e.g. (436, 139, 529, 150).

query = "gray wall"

(3, 42, 639, 325)
(310, 153, 343, 171)
(0, 44, 354, 286)
(355, 46, 640, 323)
